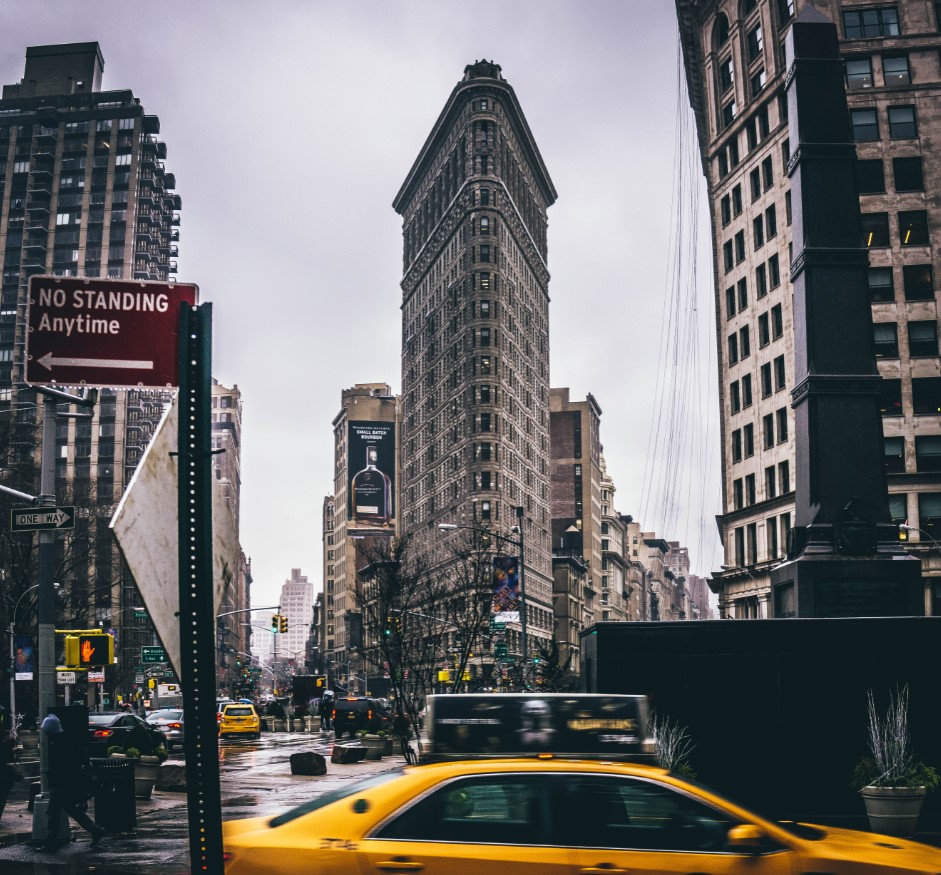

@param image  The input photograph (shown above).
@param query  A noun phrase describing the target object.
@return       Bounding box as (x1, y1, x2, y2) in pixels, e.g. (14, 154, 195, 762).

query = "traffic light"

(271, 614, 279, 633)
(384, 616, 393, 637)
(314, 675, 327, 689)
(279, 615, 288, 633)
(64, 633, 113, 668)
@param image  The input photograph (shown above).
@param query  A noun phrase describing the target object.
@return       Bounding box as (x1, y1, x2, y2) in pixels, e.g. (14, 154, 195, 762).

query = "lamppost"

(438, 504, 528, 681)
(6, 583, 40, 719)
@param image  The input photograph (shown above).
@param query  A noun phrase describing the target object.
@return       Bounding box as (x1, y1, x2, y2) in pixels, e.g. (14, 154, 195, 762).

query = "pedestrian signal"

(64, 633, 113, 668)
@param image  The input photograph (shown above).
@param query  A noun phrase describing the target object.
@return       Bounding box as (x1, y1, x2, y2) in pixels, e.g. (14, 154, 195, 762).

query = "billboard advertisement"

(492, 556, 520, 622)
(14, 635, 34, 680)
(348, 420, 395, 533)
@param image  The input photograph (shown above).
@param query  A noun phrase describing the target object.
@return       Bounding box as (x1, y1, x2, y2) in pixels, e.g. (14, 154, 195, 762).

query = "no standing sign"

(26, 276, 199, 387)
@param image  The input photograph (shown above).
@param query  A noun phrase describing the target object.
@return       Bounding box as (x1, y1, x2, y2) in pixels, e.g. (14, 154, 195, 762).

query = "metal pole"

(516, 505, 527, 685)
(37, 394, 57, 791)
(8, 623, 14, 720)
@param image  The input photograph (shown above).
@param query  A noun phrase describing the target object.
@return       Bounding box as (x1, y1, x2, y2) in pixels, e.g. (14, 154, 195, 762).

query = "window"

(903, 265, 933, 301)
(721, 194, 731, 227)
(730, 381, 741, 413)
(762, 157, 773, 190)
(733, 478, 744, 509)
(893, 156, 923, 192)
(745, 474, 756, 506)
(719, 57, 734, 92)
(758, 312, 770, 347)
(723, 240, 734, 273)
(737, 278, 748, 311)
(753, 216, 765, 249)
(888, 106, 917, 139)
(731, 184, 743, 216)
(851, 109, 879, 142)
(868, 267, 894, 302)
(771, 304, 783, 338)
(750, 168, 761, 202)
(747, 523, 758, 565)
(843, 7, 900, 39)
(765, 205, 777, 239)
(728, 333, 739, 364)
(861, 213, 890, 247)
(774, 354, 786, 390)
(769, 254, 781, 288)
(735, 230, 745, 263)
(756, 263, 768, 297)
(916, 436, 941, 472)
(744, 423, 755, 456)
(913, 377, 941, 415)
(479, 244, 490, 262)
(765, 465, 777, 500)
(777, 0, 794, 23)
(883, 55, 911, 86)
(776, 408, 789, 443)
(750, 69, 766, 98)
(747, 25, 763, 61)
(480, 501, 491, 521)
(882, 437, 905, 474)
(714, 13, 730, 49)
(779, 459, 790, 493)
(742, 373, 753, 407)
(919, 493, 941, 540)
(881, 378, 903, 416)
(726, 286, 736, 319)
(740, 325, 751, 359)
(735, 527, 746, 566)
(479, 216, 490, 235)
(732, 428, 742, 462)
(899, 211, 929, 246)
(722, 101, 737, 128)
(873, 323, 899, 358)
(857, 159, 885, 193)
(909, 321, 938, 358)
(785, 191, 792, 225)
(846, 58, 874, 89)
(761, 363, 772, 397)
(763, 413, 774, 449)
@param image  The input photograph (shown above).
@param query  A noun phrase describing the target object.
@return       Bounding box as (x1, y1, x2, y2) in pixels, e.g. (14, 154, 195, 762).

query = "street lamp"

(438, 505, 528, 678)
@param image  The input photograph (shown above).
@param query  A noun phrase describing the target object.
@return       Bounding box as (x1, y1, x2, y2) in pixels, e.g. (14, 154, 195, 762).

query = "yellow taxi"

(219, 702, 261, 739)
(222, 694, 941, 874)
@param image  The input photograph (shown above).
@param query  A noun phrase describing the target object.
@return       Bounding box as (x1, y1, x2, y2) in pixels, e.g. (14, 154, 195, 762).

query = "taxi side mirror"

(727, 823, 766, 853)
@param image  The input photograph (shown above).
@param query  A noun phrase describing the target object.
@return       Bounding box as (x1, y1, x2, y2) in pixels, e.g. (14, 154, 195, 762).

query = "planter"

(19, 730, 39, 752)
(133, 755, 162, 800)
(860, 785, 927, 837)
(272, 719, 286, 733)
(361, 734, 386, 760)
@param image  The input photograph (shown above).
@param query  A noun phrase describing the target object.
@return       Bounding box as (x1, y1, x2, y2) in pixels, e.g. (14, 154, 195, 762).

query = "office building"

(675, 1, 941, 616)
(393, 60, 557, 662)
(278, 568, 313, 673)
(0, 42, 183, 701)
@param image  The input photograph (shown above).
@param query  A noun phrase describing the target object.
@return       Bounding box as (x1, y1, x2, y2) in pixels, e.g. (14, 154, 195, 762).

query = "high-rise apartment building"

(676, 2, 941, 617)
(393, 61, 557, 661)
(278, 568, 313, 672)
(0, 43, 183, 700)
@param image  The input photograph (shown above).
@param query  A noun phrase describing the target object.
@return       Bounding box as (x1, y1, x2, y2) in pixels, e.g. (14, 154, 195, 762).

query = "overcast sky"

(2, 0, 721, 608)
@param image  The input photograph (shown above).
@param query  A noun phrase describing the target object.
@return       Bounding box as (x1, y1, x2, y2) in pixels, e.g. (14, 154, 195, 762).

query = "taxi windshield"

(269, 770, 405, 827)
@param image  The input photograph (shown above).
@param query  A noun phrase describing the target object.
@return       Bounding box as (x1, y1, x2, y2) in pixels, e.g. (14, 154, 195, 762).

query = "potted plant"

(852, 685, 939, 837)
(649, 711, 696, 779)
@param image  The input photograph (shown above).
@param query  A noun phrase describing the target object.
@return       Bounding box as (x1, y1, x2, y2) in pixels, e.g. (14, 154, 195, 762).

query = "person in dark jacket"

(319, 693, 334, 731)
(41, 713, 105, 851)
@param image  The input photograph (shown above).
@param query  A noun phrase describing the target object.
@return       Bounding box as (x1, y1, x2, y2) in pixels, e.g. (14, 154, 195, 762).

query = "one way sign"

(11, 506, 75, 532)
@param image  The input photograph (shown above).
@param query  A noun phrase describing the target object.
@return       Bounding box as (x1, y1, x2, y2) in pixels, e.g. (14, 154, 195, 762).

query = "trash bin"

(90, 757, 136, 833)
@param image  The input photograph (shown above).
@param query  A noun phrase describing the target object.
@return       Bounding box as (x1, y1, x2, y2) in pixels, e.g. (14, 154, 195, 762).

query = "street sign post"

(56, 672, 76, 685)
(11, 506, 74, 532)
(141, 646, 167, 664)
(25, 276, 198, 387)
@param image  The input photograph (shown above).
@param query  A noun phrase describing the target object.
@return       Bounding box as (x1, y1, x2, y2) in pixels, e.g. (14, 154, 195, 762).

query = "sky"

(1, 0, 722, 608)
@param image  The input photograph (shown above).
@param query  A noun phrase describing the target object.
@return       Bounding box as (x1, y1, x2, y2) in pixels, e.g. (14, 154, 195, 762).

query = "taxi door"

(356, 773, 570, 875)
(559, 775, 795, 875)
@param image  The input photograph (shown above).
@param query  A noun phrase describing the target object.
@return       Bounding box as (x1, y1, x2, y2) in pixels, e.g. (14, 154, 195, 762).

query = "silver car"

(146, 708, 184, 750)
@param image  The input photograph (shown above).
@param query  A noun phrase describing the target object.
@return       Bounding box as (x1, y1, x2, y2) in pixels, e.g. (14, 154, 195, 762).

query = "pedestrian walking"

(41, 713, 106, 851)
(319, 692, 334, 732)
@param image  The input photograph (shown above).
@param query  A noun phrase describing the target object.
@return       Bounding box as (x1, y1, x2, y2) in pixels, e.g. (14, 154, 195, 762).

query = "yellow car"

(222, 756, 941, 874)
(219, 702, 261, 739)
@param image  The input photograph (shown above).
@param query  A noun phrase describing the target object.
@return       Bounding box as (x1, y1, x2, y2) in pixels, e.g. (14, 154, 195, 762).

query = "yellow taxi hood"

(223, 815, 271, 839)
(798, 824, 941, 870)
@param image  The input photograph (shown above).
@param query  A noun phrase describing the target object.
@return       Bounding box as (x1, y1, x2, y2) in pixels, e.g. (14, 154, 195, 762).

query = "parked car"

(331, 697, 391, 738)
(146, 708, 184, 750)
(88, 711, 166, 757)
(218, 702, 261, 739)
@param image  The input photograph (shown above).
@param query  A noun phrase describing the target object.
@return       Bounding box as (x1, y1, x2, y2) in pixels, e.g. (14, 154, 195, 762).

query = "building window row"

(885, 435, 941, 474)
(881, 377, 941, 417)
(851, 105, 918, 142)
(859, 156, 924, 194)
(869, 264, 933, 302)
(862, 210, 929, 248)
(874, 320, 938, 359)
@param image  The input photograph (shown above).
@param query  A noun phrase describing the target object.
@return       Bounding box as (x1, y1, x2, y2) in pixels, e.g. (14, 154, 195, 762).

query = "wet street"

(0, 730, 405, 874)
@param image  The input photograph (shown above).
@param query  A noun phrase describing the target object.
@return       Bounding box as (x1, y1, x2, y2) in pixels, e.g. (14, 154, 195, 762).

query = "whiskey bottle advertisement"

(348, 420, 395, 531)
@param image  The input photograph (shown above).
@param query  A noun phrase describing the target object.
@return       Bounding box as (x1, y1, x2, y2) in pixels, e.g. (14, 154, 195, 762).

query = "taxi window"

(269, 770, 403, 827)
(375, 775, 553, 846)
(557, 776, 735, 852)
(224, 707, 255, 717)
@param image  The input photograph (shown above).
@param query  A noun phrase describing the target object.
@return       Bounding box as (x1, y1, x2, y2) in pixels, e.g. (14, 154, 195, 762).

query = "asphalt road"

(0, 729, 405, 873)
